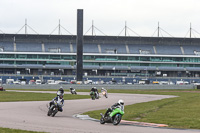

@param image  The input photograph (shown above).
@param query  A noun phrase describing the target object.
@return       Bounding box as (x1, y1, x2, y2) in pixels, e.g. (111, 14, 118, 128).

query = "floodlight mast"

(76, 9, 83, 82)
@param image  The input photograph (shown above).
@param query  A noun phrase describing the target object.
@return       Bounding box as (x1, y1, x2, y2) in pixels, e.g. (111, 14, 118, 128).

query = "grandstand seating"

(83, 43, 99, 53)
(16, 42, 42, 52)
(155, 45, 182, 55)
(1, 40, 200, 56)
(100, 43, 127, 54)
(182, 45, 200, 55)
(128, 44, 154, 54)
(0, 42, 14, 52)
(44, 42, 71, 53)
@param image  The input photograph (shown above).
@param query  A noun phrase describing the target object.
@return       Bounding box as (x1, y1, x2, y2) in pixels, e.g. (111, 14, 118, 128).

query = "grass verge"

(0, 127, 45, 133)
(0, 91, 90, 102)
(83, 89, 200, 129)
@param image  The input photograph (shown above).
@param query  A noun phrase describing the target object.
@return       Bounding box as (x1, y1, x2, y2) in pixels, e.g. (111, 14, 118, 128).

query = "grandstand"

(0, 33, 200, 80)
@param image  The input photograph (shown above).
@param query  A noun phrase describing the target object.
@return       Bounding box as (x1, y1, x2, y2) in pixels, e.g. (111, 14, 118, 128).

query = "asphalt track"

(0, 91, 200, 133)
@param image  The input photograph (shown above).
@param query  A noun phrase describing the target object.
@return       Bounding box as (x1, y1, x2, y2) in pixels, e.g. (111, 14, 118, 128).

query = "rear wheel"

(113, 114, 122, 125)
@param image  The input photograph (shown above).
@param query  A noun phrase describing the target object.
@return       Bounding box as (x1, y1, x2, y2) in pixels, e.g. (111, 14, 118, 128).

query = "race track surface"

(0, 91, 199, 133)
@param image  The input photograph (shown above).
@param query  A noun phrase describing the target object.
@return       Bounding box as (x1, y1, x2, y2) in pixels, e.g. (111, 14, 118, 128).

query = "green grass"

(0, 91, 90, 102)
(6, 88, 91, 92)
(83, 89, 200, 129)
(0, 127, 45, 133)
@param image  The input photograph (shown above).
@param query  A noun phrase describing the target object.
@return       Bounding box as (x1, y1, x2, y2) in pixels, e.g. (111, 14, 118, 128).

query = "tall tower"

(76, 9, 83, 82)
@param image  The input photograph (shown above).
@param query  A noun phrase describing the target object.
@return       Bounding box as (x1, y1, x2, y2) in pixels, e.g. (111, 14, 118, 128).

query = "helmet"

(59, 88, 64, 94)
(118, 99, 124, 105)
(101, 87, 104, 90)
(57, 90, 63, 96)
(94, 87, 96, 89)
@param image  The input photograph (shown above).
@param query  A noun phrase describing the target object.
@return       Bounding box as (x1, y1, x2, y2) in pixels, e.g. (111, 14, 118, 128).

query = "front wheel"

(105, 93, 108, 98)
(51, 108, 58, 117)
(100, 117, 105, 124)
(47, 105, 54, 116)
(47, 109, 52, 116)
(113, 114, 122, 125)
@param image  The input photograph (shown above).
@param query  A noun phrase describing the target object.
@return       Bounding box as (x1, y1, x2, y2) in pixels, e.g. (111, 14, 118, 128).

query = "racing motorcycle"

(70, 88, 77, 95)
(100, 105, 124, 125)
(47, 99, 63, 117)
(101, 89, 108, 98)
(90, 91, 99, 100)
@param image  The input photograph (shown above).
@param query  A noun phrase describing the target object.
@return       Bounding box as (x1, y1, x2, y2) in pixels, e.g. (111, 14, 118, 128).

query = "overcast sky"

(0, 0, 200, 37)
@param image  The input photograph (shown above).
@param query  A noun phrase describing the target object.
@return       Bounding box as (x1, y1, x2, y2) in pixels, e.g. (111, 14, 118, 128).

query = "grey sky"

(0, 0, 200, 37)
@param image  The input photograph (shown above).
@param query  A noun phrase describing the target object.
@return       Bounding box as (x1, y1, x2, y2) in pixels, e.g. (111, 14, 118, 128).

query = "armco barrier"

(3, 84, 195, 90)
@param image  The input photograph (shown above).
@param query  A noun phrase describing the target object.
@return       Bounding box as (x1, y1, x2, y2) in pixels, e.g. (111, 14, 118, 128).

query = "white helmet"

(118, 99, 124, 105)
(57, 90, 64, 96)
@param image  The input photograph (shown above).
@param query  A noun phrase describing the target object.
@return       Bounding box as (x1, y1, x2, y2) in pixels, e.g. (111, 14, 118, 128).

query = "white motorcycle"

(47, 98, 63, 117)
(101, 89, 108, 98)
(70, 88, 77, 95)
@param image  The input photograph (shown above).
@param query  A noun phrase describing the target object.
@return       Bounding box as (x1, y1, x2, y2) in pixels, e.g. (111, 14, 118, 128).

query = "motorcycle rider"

(104, 99, 124, 119)
(91, 87, 99, 98)
(101, 87, 107, 93)
(90, 87, 95, 92)
(70, 86, 76, 94)
(49, 87, 64, 112)
(70, 86, 73, 91)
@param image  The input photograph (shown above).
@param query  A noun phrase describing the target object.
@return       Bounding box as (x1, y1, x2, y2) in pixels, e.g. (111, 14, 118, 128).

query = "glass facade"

(0, 53, 200, 67)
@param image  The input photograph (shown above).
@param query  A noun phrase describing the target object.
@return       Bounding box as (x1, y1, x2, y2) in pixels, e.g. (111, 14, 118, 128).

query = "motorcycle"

(47, 99, 63, 117)
(90, 91, 99, 100)
(90, 91, 95, 100)
(100, 105, 124, 125)
(70, 88, 77, 95)
(101, 90, 108, 98)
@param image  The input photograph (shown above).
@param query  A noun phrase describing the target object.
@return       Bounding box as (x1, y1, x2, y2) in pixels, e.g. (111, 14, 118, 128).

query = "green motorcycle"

(100, 105, 124, 125)
(90, 91, 99, 100)
(90, 91, 95, 100)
